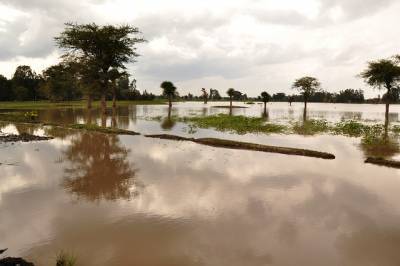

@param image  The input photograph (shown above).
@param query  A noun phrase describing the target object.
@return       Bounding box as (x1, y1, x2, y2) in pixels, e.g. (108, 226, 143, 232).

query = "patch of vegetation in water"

(0, 111, 40, 123)
(181, 114, 287, 135)
(291, 119, 330, 135)
(333, 120, 367, 137)
(56, 251, 77, 266)
(68, 124, 140, 135)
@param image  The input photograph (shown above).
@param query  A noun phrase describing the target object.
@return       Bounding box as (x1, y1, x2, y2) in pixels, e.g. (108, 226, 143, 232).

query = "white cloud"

(0, 0, 399, 97)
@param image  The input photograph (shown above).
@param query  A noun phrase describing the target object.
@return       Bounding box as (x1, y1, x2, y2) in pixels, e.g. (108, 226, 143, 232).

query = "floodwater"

(1, 102, 400, 266)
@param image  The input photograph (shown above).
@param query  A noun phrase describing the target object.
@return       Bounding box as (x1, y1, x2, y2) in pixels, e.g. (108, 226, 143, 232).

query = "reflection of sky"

(1, 131, 400, 265)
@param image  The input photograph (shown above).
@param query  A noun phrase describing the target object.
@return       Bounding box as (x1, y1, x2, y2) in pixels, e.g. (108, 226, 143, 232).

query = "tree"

(0, 75, 13, 101)
(292, 76, 321, 119)
(108, 68, 127, 108)
(161, 81, 177, 108)
(260, 91, 271, 116)
(201, 88, 208, 104)
(55, 23, 145, 114)
(12, 65, 40, 101)
(360, 58, 400, 128)
(227, 88, 235, 109)
(41, 63, 82, 101)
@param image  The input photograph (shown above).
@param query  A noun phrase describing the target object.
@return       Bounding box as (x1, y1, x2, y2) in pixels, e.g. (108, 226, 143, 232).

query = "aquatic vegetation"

(333, 120, 367, 137)
(181, 114, 287, 135)
(68, 124, 140, 135)
(291, 119, 329, 135)
(0, 112, 40, 123)
(56, 251, 77, 266)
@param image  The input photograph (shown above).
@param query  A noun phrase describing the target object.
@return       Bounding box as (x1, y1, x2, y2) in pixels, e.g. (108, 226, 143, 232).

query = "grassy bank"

(0, 100, 166, 110)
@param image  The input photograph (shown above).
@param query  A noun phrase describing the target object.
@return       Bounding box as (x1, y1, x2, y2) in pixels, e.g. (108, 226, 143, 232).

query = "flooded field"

(1, 102, 400, 265)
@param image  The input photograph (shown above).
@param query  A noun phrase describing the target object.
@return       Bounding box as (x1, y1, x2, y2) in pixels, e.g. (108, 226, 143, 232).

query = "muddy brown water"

(1, 102, 400, 266)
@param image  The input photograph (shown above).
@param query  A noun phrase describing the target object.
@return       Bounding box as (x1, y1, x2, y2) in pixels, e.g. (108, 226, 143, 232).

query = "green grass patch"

(0, 111, 40, 123)
(181, 114, 287, 134)
(56, 251, 77, 266)
(291, 119, 330, 135)
(333, 120, 367, 137)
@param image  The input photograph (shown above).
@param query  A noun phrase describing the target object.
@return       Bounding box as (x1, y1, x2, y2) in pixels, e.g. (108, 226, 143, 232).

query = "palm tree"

(292, 76, 320, 120)
(360, 58, 400, 130)
(161, 81, 177, 108)
(260, 91, 271, 116)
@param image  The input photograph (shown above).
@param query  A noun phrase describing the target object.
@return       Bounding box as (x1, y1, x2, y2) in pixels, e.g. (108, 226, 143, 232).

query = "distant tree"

(12, 65, 40, 101)
(360, 58, 400, 128)
(292, 76, 321, 111)
(201, 88, 208, 104)
(161, 81, 177, 108)
(108, 68, 127, 108)
(335, 89, 364, 103)
(260, 91, 271, 115)
(209, 89, 221, 100)
(41, 63, 81, 101)
(227, 88, 235, 109)
(0, 75, 13, 101)
(288, 95, 294, 106)
(272, 93, 286, 102)
(55, 23, 146, 113)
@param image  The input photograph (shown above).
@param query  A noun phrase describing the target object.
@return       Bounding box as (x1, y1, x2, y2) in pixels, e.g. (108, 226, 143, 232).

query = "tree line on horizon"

(0, 66, 384, 105)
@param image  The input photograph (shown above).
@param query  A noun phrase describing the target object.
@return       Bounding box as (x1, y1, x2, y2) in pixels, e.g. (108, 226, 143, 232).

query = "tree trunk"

(87, 94, 92, 109)
(169, 96, 172, 108)
(264, 102, 267, 114)
(303, 100, 308, 122)
(385, 102, 390, 134)
(112, 88, 117, 109)
(101, 93, 107, 115)
(230, 97, 232, 108)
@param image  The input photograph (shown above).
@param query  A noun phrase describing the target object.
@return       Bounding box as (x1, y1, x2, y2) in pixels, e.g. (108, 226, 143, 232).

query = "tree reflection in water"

(62, 132, 140, 201)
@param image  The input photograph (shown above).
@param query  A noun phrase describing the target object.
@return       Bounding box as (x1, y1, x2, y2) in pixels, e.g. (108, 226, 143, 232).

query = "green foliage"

(333, 120, 367, 137)
(182, 114, 287, 135)
(260, 91, 271, 103)
(56, 251, 77, 266)
(292, 119, 329, 135)
(160, 81, 177, 98)
(292, 76, 321, 100)
(360, 58, 400, 91)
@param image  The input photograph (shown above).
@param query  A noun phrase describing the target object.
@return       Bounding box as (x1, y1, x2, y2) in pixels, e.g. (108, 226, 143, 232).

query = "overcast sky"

(0, 0, 399, 97)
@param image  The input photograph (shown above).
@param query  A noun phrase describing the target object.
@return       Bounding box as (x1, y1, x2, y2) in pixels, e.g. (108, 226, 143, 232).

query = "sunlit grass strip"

(145, 134, 335, 159)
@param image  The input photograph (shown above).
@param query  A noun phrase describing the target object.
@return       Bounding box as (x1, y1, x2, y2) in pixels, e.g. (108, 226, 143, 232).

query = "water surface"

(1, 102, 400, 266)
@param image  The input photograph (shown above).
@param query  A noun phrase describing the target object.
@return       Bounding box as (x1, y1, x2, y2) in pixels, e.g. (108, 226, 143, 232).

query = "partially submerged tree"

(292, 76, 320, 120)
(360, 58, 400, 129)
(260, 91, 271, 116)
(227, 88, 235, 109)
(55, 23, 145, 114)
(161, 81, 177, 108)
(201, 88, 208, 104)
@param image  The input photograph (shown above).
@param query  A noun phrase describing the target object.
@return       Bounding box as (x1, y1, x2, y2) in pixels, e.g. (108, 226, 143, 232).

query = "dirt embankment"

(365, 157, 400, 168)
(0, 133, 53, 143)
(145, 134, 335, 160)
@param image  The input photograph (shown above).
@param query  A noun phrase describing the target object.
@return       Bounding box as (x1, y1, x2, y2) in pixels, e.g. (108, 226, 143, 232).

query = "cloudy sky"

(0, 0, 399, 97)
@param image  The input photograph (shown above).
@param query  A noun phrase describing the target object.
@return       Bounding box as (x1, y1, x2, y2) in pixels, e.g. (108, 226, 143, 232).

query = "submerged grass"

(56, 251, 77, 266)
(68, 124, 140, 135)
(292, 119, 329, 135)
(181, 114, 287, 135)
